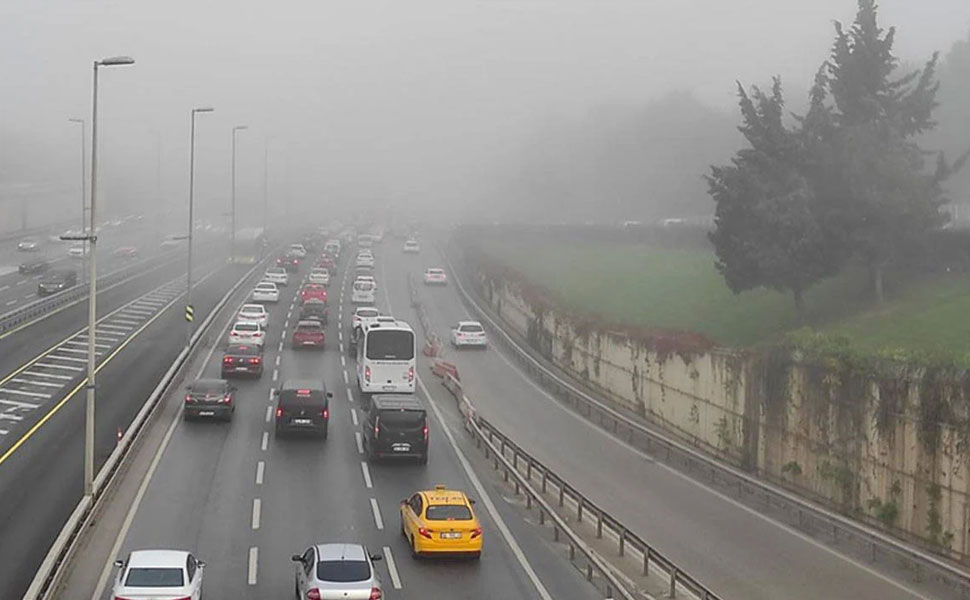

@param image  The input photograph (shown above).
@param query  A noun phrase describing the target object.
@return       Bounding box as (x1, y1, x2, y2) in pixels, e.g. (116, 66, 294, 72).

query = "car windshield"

(316, 560, 370, 583)
(267, 269, 284, 275)
(256, 284, 275, 290)
(124, 567, 184, 587)
(425, 504, 473, 521)
(366, 330, 414, 360)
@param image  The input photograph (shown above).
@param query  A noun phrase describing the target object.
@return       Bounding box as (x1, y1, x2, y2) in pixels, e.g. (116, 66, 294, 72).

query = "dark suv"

(221, 344, 264, 378)
(274, 379, 332, 438)
(37, 269, 77, 296)
(362, 394, 428, 464)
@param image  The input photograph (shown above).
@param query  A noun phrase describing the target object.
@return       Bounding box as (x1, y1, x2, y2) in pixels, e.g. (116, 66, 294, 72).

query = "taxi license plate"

(392, 443, 410, 452)
(199, 411, 215, 416)
(303, 341, 314, 345)
(440, 532, 461, 539)
(235, 367, 248, 371)
(293, 418, 312, 425)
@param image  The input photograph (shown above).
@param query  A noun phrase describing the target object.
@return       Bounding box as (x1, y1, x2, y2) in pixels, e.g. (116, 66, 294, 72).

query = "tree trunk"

(793, 287, 805, 323)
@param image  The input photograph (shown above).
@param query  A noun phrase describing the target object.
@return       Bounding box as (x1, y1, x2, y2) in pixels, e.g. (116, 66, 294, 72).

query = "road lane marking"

(275, 355, 281, 367)
(22, 371, 71, 380)
(34, 362, 82, 371)
(252, 498, 261, 529)
(248, 547, 258, 585)
(340, 355, 346, 367)
(283, 319, 288, 329)
(256, 461, 265, 485)
(346, 388, 353, 404)
(278, 341, 283, 352)
(355, 432, 363, 454)
(1, 388, 51, 398)
(339, 343, 344, 353)
(0, 412, 23, 421)
(338, 331, 343, 342)
(370, 497, 384, 530)
(343, 371, 348, 385)
(351, 408, 358, 426)
(361, 461, 372, 488)
(10, 378, 61, 388)
(47, 354, 87, 363)
(4, 300, 16, 306)
(265, 406, 273, 423)
(272, 369, 278, 382)
(261, 431, 269, 451)
(382, 546, 402, 589)
(15, 280, 25, 286)
(0, 285, 8, 291)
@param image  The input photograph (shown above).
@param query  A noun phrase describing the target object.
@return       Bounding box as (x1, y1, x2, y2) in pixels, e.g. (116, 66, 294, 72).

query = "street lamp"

(262, 136, 274, 234)
(230, 125, 248, 260)
(65, 55, 134, 500)
(187, 106, 214, 348)
(68, 118, 86, 235)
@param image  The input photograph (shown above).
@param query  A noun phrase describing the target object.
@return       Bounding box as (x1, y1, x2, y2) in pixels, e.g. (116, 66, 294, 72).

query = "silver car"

(292, 543, 383, 600)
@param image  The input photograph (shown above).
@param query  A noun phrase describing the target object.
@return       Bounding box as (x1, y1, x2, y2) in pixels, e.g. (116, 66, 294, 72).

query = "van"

(351, 280, 376, 305)
(274, 379, 332, 438)
(356, 321, 415, 395)
(362, 394, 428, 464)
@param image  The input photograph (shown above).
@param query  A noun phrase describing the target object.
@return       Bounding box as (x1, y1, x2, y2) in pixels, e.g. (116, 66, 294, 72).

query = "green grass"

(478, 239, 970, 355)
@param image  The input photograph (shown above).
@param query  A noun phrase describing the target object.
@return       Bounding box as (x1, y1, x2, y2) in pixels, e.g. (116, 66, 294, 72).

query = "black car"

(362, 394, 428, 464)
(221, 344, 264, 378)
(37, 269, 77, 296)
(184, 378, 236, 421)
(298, 298, 328, 325)
(19, 259, 50, 275)
(274, 379, 332, 438)
(276, 253, 301, 273)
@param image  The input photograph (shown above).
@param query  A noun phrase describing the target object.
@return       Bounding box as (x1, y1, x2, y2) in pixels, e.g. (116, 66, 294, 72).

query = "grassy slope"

(480, 240, 970, 355)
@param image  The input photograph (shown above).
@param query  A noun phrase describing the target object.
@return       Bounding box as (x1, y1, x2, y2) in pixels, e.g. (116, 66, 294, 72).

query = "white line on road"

(351, 408, 358, 426)
(340, 355, 346, 367)
(382, 546, 403, 589)
(346, 388, 354, 404)
(338, 331, 343, 342)
(343, 370, 348, 385)
(339, 343, 344, 354)
(283, 319, 289, 329)
(355, 431, 364, 455)
(0, 285, 8, 291)
(248, 547, 258, 585)
(252, 498, 261, 529)
(278, 341, 284, 352)
(272, 368, 278, 382)
(265, 406, 273, 423)
(15, 280, 26, 286)
(256, 461, 265, 485)
(261, 431, 269, 451)
(360, 461, 373, 488)
(275, 355, 281, 367)
(4, 300, 15, 307)
(370, 497, 384, 530)
(24, 293, 36, 299)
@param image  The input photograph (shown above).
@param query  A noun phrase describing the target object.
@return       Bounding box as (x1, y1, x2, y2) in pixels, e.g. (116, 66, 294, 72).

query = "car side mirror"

(291, 554, 303, 563)
(370, 554, 383, 562)
(400, 498, 407, 505)
(327, 391, 333, 398)
(197, 560, 206, 568)
(469, 499, 477, 505)
(114, 559, 124, 568)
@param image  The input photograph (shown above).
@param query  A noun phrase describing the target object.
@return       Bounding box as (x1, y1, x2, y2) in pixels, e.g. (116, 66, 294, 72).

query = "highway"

(380, 240, 942, 600)
(101, 250, 602, 600)
(0, 247, 248, 599)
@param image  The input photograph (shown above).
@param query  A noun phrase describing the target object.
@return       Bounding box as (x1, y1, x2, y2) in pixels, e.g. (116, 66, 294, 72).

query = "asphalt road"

(108, 251, 602, 600)
(378, 240, 942, 600)
(0, 255, 249, 599)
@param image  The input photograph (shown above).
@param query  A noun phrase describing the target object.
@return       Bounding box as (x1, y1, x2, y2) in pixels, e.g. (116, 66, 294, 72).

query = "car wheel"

(470, 551, 481, 560)
(410, 535, 420, 559)
(321, 426, 329, 440)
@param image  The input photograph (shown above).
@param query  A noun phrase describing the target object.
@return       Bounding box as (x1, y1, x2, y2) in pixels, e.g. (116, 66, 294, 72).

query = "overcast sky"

(1, 0, 968, 223)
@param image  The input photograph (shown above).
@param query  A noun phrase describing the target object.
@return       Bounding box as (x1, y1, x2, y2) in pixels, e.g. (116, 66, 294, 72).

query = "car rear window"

(192, 380, 227, 393)
(459, 324, 484, 333)
(280, 388, 325, 407)
(297, 323, 322, 331)
(354, 281, 374, 292)
(379, 408, 425, 428)
(357, 308, 379, 318)
(317, 560, 370, 582)
(366, 330, 414, 360)
(227, 345, 259, 356)
(425, 505, 473, 521)
(124, 567, 184, 587)
(236, 323, 259, 332)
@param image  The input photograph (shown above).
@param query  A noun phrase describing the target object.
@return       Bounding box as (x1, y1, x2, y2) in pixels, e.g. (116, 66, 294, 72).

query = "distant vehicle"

(400, 485, 482, 557)
(37, 269, 77, 296)
(263, 267, 289, 287)
(423, 268, 447, 285)
(298, 298, 329, 325)
(403, 239, 420, 254)
(113, 246, 138, 259)
(324, 240, 341, 257)
(288, 243, 308, 258)
(292, 319, 326, 349)
(228, 321, 265, 346)
(18, 259, 49, 275)
(183, 378, 235, 420)
(356, 253, 375, 268)
(233, 227, 266, 264)
(276, 253, 300, 273)
(112, 550, 205, 600)
(351, 280, 376, 305)
(67, 245, 87, 258)
(307, 267, 330, 286)
(661, 218, 688, 227)
(275, 379, 332, 438)
(351, 306, 381, 335)
(160, 234, 184, 249)
(355, 275, 377, 291)
(362, 394, 428, 464)
(221, 344, 263, 378)
(237, 303, 269, 327)
(357, 234, 374, 248)
(17, 238, 39, 252)
(451, 321, 487, 349)
(356, 320, 415, 395)
(291, 543, 382, 600)
(317, 256, 336, 273)
(251, 281, 280, 303)
(300, 283, 327, 303)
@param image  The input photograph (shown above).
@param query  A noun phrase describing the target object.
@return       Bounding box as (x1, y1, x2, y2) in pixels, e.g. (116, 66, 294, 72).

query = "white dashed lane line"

(383, 546, 403, 589)
(355, 432, 363, 455)
(261, 432, 268, 451)
(351, 408, 358, 426)
(342, 371, 348, 385)
(370, 498, 384, 530)
(264, 406, 272, 423)
(256, 461, 265, 485)
(272, 369, 278, 382)
(251, 498, 261, 530)
(340, 355, 346, 367)
(248, 547, 258, 585)
(360, 461, 373, 488)
(346, 388, 353, 404)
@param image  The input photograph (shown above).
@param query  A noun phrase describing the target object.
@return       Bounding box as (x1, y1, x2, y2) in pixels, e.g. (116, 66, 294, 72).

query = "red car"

(113, 246, 138, 258)
(300, 284, 327, 303)
(291, 320, 325, 348)
(317, 256, 336, 272)
(276, 255, 300, 273)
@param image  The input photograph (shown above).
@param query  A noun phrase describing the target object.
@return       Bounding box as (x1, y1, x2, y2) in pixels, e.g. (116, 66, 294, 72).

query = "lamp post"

(230, 125, 248, 260)
(62, 56, 134, 500)
(68, 118, 86, 235)
(187, 107, 214, 348)
(262, 136, 273, 234)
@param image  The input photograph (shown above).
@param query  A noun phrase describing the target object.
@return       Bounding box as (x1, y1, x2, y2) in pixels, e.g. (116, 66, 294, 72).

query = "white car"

(351, 280, 376, 305)
(112, 550, 204, 600)
(452, 321, 487, 348)
(288, 243, 308, 258)
(17, 238, 39, 252)
(308, 268, 330, 286)
(68, 245, 87, 258)
(251, 281, 280, 303)
(424, 268, 447, 285)
(238, 303, 269, 327)
(351, 306, 380, 333)
(403, 239, 420, 253)
(263, 267, 289, 286)
(356, 253, 375, 268)
(229, 321, 265, 346)
(160, 234, 184, 249)
(355, 275, 377, 290)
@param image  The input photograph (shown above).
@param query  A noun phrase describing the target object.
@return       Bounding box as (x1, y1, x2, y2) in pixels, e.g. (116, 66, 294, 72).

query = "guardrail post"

(541, 470, 548, 493)
(618, 528, 625, 557)
(539, 507, 545, 525)
(669, 567, 678, 597)
(642, 547, 649, 575)
(526, 459, 533, 480)
(569, 543, 575, 560)
(596, 511, 603, 539)
(577, 497, 583, 522)
(554, 525, 559, 541)
(503, 467, 509, 482)
(558, 485, 565, 507)
(513, 451, 518, 469)
(526, 492, 532, 509)
(586, 564, 593, 582)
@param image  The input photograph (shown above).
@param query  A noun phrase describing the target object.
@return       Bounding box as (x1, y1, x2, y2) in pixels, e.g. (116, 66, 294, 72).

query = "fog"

(1, 0, 968, 228)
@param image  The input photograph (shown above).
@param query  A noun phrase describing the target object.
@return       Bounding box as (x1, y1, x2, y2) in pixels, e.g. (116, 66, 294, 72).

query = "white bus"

(356, 320, 416, 395)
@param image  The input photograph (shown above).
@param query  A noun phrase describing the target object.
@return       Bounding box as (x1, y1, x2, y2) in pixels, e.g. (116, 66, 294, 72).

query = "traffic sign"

(185, 304, 194, 322)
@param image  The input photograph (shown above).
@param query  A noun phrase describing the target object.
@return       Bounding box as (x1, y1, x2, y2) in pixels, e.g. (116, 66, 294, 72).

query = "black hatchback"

(362, 394, 428, 464)
(37, 269, 77, 296)
(184, 378, 236, 421)
(274, 379, 332, 438)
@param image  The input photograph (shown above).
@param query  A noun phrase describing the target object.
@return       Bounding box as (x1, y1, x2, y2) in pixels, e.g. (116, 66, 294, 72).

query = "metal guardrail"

(441, 246, 970, 599)
(23, 249, 277, 599)
(408, 273, 714, 600)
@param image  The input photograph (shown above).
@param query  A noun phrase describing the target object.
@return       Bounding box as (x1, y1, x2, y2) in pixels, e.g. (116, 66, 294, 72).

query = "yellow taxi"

(400, 485, 483, 558)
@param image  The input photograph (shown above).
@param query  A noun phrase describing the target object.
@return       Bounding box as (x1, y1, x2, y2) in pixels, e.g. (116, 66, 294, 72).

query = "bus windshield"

(366, 330, 414, 360)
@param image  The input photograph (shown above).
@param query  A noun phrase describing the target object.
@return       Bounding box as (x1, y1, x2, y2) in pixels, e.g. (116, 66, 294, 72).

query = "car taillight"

(322, 408, 329, 419)
(364, 366, 371, 382)
(423, 425, 429, 442)
(223, 395, 232, 404)
(250, 357, 261, 364)
(418, 527, 433, 539)
(253, 332, 262, 337)
(408, 366, 414, 383)
(223, 356, 232, 364)
(307, 589, 321, 600)
(185, 395, 192, 403)
(369, 588, 382, 600)
(275, 407, 283, 419)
